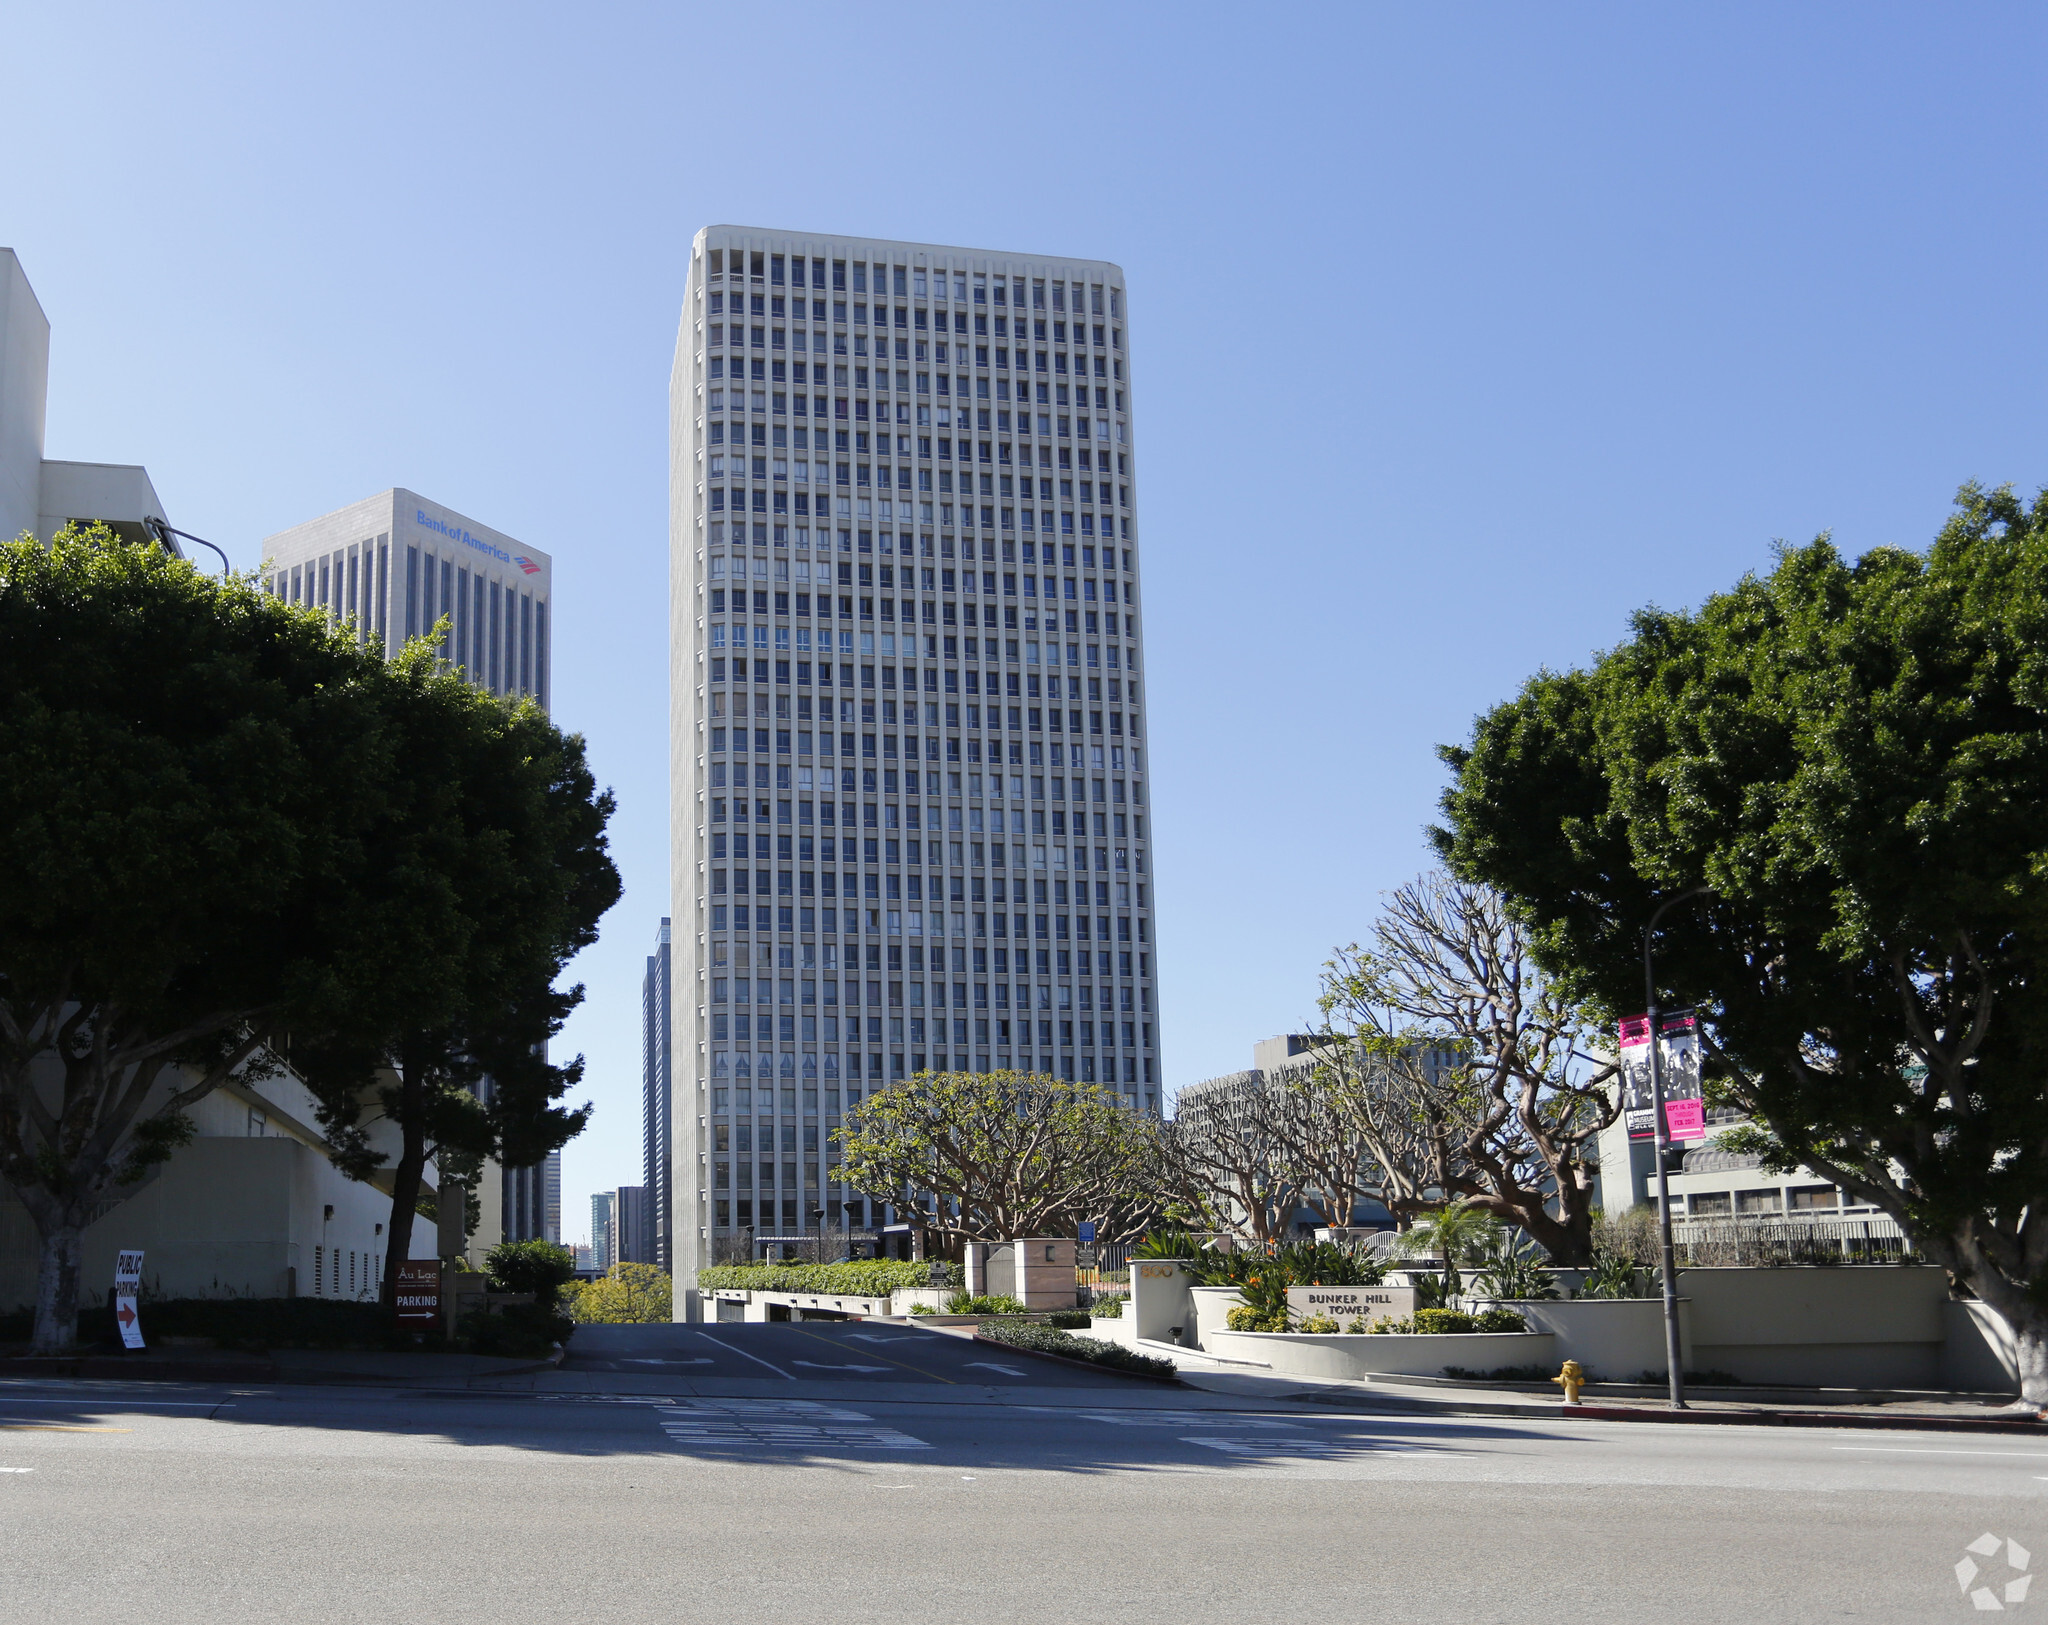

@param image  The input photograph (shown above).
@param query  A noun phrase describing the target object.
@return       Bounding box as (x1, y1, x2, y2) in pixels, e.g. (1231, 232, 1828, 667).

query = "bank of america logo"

(514, 556, 542, 576)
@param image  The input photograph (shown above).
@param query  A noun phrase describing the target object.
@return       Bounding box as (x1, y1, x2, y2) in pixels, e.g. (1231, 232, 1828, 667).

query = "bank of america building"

(263, 489, 560, 1246)
(667, 228, 1160, 1294)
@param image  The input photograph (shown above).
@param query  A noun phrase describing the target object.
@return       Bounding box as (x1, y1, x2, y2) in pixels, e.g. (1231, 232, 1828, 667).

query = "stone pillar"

(964, 1242, 987, 1297)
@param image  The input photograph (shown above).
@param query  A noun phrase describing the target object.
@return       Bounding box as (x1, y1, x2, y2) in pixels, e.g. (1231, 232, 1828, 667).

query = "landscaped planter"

(1204, 1328, 1556, 1381)
(1188, 1285, 1242, 1349)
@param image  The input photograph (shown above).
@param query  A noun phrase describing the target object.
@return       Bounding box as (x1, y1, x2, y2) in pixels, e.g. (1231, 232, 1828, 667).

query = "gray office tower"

(668, 230, 1158, 1311)
(642, 919, 674, 1272)
(264, 489, 560, 1247)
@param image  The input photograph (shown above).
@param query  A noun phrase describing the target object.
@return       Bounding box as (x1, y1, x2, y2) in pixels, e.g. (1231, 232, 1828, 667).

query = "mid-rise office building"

(642, 919, 674, 1271)
(260, 488, 551, 705)
(668, 229, 1158, 1308)
(263, 490, 558, 1250)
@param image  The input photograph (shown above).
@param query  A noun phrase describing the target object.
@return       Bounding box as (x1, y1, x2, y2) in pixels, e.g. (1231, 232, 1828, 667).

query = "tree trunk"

(379, 1116, 428, 1313)
(30, 1219, 85, 1356)
(1953, 1265, 2048, 1407)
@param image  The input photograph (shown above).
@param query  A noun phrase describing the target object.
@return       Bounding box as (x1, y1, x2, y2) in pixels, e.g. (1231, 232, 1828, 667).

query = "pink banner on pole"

(1664, 1097, 1705, 1139)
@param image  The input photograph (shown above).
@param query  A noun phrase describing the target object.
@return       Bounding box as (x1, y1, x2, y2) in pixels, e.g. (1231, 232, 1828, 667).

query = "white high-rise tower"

(668, 229, 1157, 1309)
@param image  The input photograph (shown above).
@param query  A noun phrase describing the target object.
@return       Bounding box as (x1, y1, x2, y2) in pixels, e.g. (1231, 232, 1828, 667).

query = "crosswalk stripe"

(655, 1399, 930, 1451)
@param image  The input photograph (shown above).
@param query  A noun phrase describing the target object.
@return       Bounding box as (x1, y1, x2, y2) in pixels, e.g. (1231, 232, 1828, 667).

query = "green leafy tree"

(1435, 482, 2048, 1401)
(836, 1069, 1159, 1243)
(484, 1238, 577, 1309)
(563, 1262, 673, 1323)
(290, 669, 616, 1304)
(0, 528, 438, 1353)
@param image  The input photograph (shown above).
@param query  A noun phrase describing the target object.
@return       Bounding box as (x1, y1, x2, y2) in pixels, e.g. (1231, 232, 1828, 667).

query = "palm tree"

(1397, 1199, 1501, 1300)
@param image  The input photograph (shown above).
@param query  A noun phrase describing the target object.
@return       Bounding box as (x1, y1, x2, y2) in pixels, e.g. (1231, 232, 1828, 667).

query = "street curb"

(1, 1355, 276, 1383)
(970, 1331, 1185, 1385)
(1560, 1402, 2048, 1434)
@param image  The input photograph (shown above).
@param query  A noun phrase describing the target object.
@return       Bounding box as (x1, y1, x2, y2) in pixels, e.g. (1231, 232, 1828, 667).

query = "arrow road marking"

(618, 1358, 715, 1366)
(791, 1360, 892, 1372)
(965, 1362, 1029, 1377)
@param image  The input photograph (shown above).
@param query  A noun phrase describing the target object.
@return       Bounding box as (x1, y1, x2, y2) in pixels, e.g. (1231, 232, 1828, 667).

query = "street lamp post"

(1644, 884, 1709, 1411)
(141, 516, 232, 576)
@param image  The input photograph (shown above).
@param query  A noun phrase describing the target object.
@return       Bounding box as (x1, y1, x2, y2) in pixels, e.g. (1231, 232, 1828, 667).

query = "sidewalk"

(1162, 1351, 2046, 1433)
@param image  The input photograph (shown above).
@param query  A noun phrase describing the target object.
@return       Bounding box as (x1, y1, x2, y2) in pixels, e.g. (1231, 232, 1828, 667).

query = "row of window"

(704, 292, 1120, 349)
(707, 325, 1121, 372)
(714, 853, 1140, 889)
(709, 715, 1137, 757)
(713, 939, 1149, 974)
(702, 373, 1126, 424)
(713, 976, 1149, 1012)
(706, 902, 1147, 945)
(711, 799, 1136, 833)
(708, 426, 1126, 482)
(701, 248, 1121, 317)
(713, 567, 1129, 606)
(707, 464, 1127, 513)
(710, 1011, 1152, 1051)
(715, 672, 1133, 709)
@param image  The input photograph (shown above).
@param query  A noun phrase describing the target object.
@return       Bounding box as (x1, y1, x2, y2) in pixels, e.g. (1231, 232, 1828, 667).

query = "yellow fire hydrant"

(1552, 1359, 1586, 1404)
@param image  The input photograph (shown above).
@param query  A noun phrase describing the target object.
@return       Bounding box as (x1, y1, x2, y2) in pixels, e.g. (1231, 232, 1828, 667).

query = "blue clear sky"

(10, 5, 2048, 1246)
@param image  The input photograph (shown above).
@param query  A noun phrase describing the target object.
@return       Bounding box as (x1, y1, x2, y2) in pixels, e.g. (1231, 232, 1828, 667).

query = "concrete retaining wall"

(1207, 1328, 1556, 1381)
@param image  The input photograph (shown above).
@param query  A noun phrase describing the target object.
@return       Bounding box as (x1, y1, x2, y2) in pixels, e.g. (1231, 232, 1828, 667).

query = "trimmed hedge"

(696, 1260, 962, 1297)
(976, 1320, 1178, 1380)
(74, 1297, 394, 1351)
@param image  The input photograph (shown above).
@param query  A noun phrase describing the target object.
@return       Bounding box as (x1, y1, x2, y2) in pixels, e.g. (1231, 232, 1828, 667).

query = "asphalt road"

(0, 1322, 2039, 1624)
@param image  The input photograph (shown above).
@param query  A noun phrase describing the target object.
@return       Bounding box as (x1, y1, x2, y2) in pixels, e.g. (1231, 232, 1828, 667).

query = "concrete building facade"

(1, 248, 173, 550)
(668, 229, 1157, 1307)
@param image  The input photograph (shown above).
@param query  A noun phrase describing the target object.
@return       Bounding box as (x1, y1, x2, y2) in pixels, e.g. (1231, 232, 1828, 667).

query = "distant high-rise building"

(668, 230, 1157, 1313)
(263, 490, 559, 1254)
(613, 1186, 649, 1265)
(643, 919, 673, 1271)
(591, 1191, 616, 1271)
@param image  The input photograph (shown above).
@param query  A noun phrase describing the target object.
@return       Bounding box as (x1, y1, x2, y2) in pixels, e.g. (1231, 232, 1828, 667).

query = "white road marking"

(1834, 1447, 2048, 1459)
(693, 1329, 794, 1379)
(0, 1467, 33, 1473)
(617, 1358, 714, 1366)
(791, 1360, 892, 1372)
(851, 1334, 932, 1344)
(0, 1398, 223, 1408)
(656, 1398, 929, 1451)
(1182, 1435, 1463, 1459)
(966, 1363, 1029, 1377)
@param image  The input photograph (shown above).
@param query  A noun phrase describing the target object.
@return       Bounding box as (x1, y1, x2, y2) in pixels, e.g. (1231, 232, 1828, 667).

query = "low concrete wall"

(1207, 1328, 1556, 1381)
(1678, 1266, 1947, 1387)
(1469, 1297, 1693, 1382)
(699, 1288, 896, 1322)
(1189, 1285, 1240, 1349)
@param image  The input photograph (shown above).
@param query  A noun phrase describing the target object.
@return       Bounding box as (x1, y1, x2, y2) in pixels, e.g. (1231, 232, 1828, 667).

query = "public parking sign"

(1078, 1222, 1096, 1245)
(113, 1250, 145, 1350)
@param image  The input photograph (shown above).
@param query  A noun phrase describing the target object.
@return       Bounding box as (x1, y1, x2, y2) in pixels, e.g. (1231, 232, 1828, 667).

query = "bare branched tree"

(1160, 1070, 1308, 1245)
(1316, 874, 1619, 1264)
